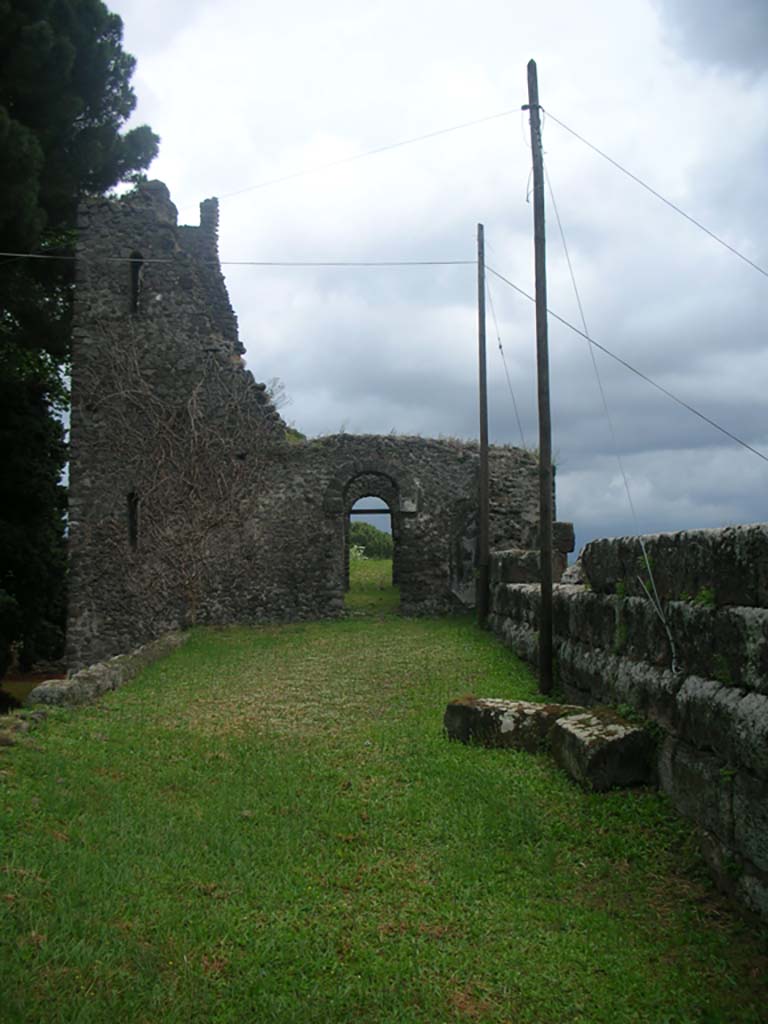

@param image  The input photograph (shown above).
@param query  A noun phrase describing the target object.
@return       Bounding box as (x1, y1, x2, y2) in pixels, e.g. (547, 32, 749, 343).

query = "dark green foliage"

(0, 590, 21, 678)
(350, 520, 393, 558)
(0, 344, 67, 671)
(0, 1, 158, 672)
(0, 0, 158, 255)
(0, 0, 159, 357)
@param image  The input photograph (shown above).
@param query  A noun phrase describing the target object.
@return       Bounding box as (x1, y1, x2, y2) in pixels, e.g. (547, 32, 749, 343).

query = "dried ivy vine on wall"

(78, 320, 278, 625)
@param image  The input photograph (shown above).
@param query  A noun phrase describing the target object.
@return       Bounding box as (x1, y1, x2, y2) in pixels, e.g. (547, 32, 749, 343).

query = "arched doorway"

(349, 496, 393, 577)
(344, 473, 400, 607)
(322, 458, 420, 612)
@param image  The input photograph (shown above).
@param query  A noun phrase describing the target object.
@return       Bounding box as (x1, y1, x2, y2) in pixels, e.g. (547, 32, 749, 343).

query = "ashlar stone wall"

(489, 524, 768, 919)
(68, 181, 570, 670)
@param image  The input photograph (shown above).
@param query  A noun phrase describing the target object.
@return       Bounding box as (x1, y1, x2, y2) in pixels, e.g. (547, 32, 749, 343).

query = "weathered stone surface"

(582, 524, 768, 608)
(614, 658, 682, 730)
(560, 558, 585, 585)
(672, 681, 768, 780)
(697, 828, 741, 900)
(489, 615, 538, 664)
(556, 639, 616, 706)
(733, 772, 768, 874)
(553, 521, 576, 554)
(659, 740, 734, 844)
(492, 576, 768, 698)
(445, 698, 653, 791)
(661, 603, 768, 693)
(529, 521, 575, 554)
(550, 711, 654, 792)
(489, 544, 574, 586)
(675, 677, 741, 756)
(738, 869, 768, 919)
(698, 828, 768, 918)
(729, 693, 768, 781)
(27, 631, 187, 707)
(444, 698, 581, 751)
(656, 734, 676, 794)
(491, 549, 541, 585)
(0, 716, 29, 734)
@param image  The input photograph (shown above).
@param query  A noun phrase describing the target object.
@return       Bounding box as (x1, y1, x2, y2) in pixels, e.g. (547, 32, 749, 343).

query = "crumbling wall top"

(130, 179, 179, 226)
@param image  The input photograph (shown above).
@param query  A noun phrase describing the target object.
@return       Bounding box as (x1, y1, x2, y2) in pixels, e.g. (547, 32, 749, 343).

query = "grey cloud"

(560, 441, 768, 554)
(103, 0, 768, 551)
(655, 0, 768, 73)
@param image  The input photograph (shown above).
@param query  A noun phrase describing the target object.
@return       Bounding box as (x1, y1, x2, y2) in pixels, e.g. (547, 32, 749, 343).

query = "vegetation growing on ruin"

(1, 568, 766, 1022)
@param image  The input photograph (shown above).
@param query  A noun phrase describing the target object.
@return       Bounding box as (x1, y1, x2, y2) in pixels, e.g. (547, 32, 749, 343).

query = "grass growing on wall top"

(1, 573, 767, 1022)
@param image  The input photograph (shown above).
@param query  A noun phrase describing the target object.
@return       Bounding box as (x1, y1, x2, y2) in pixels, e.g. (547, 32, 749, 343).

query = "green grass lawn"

(344, 556, 399, 614)
(1, 563, 766, 1023)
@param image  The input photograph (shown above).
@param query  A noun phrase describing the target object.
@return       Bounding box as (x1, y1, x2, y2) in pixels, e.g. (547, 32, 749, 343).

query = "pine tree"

(0, 0, 159, 672)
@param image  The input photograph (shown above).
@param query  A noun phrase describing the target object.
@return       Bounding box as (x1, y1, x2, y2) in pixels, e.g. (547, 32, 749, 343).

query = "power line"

(7, 244, 764, 468)
(219, 259, 473, 267)
(485, 276, 527, 448)
(542, 108, 768, 281)
(545, 164, 675, 662)
(486, 263, 768, 465)
(0, 251, 473, 268)
(216, 108, 520, 201)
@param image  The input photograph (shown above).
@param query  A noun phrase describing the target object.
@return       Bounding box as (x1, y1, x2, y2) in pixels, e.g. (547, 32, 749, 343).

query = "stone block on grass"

(550, 711, 655, 792)
(444, 698, 582, 753)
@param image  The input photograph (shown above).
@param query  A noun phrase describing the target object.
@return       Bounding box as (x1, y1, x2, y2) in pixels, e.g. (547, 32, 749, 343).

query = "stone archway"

(323, 459, 420, 606)
(322, 459, 420, 515)
(344, 471, 399, 591)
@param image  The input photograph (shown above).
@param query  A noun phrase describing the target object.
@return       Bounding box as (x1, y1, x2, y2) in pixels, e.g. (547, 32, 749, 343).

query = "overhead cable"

(485, 276, 528, 448)
(545, 163, 677, 667)
(216, 108, 519, 200)
(542, 109, 768, 281)
(0, 251, 473, 268)
(486, 263, 768, 465)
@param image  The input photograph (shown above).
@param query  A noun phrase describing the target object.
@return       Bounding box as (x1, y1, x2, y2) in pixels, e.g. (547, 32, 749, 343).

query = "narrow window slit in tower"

(127, 491, 139, 549)
(129, 252, 144, 314)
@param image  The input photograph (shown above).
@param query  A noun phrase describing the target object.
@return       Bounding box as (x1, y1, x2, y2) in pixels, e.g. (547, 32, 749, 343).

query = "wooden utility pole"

(526, 59, 554, 694)
(477, 222, 490, 626)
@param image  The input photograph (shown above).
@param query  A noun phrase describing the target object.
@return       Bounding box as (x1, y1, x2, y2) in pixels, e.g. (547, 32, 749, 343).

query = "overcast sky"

(107, 0, 767, 553)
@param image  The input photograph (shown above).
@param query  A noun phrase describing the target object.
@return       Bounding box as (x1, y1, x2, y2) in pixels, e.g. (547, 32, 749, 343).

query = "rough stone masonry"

(67, 181, 573, 670)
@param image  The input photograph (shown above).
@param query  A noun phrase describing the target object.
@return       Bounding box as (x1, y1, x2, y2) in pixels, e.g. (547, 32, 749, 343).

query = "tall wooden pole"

(526, 59, 554, 694)
(477, 222, 490, 626)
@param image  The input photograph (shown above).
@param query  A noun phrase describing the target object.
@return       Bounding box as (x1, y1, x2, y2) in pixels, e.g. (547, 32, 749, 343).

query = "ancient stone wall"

(68, 182, 286, 667)
(489, 524, 768, 919)
(68, 182, 561, 670)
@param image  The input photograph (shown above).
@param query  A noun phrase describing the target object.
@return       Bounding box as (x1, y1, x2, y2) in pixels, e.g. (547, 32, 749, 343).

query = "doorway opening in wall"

(345, 496, 399, 615)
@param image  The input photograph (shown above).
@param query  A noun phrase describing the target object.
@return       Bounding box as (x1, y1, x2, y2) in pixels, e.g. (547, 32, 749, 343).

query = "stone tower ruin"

(67, 181, 572, 669)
